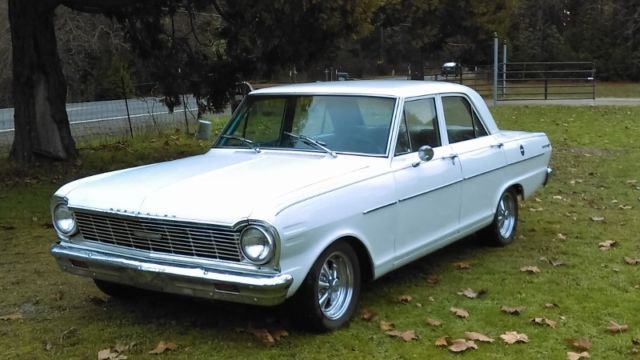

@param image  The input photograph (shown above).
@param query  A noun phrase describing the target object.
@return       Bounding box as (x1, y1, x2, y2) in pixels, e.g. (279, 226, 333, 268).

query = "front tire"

(294, 241, 361, 332)
(484, 188, 519, 246)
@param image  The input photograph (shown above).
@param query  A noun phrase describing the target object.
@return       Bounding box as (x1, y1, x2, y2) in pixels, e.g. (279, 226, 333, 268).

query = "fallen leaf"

(529, 207, 544, 212)
(361, 308, 376, 321)
(501, 306, 526, 315)
(453, 261, 471, 270)
(426, 318, 442, 327)
(448, 339, 478, 352)
(606, 321, 628, 333)
(457, 288, 486, 299)
(386, 330, 417, 342)
(149, 341, 177, 354)
(599, 240, 617, 251)
(379, 320, 394, 331)
(450, 307, 469, 318)
(633, 337, 640, 345)
(98, 348, 128, 360)
(619, 205, 633, 210)
(624, 257, 640, 265)
(398, 295, 412, 303)
(531, 317, 557, 328)
(591, 216, 605, 222)
(557, 233, 567, 240)
(553, 195, 563, 200)
(627, 180, 638, 185)
(0, 313, 23, 321)
(426, 275, 441, 285)
(464, 331, 494, 343)
(248, 328, 275, 346)
(500, 331, 529, 344)
(566, 338, 592, 351)
(520, 266, 541, 273)
(544, 303, 559, 309)
(434, 336, 449, 347)
(271, 329, 289, 342)
(567, 352, 590, 360)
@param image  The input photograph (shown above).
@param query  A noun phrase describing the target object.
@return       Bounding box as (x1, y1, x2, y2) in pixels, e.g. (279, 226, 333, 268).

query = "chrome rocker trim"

(51, 243, 293, 306)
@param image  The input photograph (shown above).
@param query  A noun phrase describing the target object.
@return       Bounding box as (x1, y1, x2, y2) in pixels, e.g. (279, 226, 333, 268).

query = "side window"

(395, 98, 440, 155)
(442, 96, 487, 144)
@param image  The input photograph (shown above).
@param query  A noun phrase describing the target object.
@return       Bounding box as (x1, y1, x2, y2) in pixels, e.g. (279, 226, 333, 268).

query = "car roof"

(250, 80, 472, 98)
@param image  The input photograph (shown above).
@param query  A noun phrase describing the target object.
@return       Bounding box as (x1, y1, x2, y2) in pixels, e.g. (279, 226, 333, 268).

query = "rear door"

(440, 95, 507, 232)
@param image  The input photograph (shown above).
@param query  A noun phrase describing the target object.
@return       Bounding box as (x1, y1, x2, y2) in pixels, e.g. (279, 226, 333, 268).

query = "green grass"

(596, 82, 640, 98)
(1, 106, 640, 359)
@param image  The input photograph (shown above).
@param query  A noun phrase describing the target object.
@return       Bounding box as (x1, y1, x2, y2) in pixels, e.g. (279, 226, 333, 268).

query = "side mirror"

(417, 145, 434, 162)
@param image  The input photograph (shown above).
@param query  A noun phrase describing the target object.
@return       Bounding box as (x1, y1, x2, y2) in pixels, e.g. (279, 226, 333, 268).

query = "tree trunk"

(9, 0, 78, 162)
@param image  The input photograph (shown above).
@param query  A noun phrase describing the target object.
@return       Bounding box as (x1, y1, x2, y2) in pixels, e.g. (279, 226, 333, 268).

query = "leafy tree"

(8, 0, 381, 162)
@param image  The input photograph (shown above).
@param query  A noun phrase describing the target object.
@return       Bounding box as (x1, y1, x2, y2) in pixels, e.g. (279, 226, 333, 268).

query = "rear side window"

(442, 96, 487, 144)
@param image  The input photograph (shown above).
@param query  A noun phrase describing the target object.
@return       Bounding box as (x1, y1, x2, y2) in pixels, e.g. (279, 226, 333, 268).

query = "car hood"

(58, 149, 379, 225)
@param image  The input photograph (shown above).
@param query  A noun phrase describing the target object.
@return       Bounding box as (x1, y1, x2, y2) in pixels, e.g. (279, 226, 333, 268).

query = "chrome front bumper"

(51, 243, 293, 306)
(543, 167, 553, 186)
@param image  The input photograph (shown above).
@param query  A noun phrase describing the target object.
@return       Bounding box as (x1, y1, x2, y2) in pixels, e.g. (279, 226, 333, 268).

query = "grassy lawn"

(1, 105, 640, 359)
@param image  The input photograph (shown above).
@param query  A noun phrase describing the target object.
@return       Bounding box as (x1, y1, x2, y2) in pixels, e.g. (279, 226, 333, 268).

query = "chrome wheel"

(497, 191, 516, 239)
(317, 251, 355, 321)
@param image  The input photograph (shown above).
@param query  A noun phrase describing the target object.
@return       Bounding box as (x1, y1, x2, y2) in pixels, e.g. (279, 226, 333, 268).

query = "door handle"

(443, 154, 459, 165)
(491, 143, 504, 149)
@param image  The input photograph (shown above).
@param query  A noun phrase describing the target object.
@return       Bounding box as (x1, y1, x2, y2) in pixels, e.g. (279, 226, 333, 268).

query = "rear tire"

(293, 241, 361, 332)
(484, 188, 519, 246)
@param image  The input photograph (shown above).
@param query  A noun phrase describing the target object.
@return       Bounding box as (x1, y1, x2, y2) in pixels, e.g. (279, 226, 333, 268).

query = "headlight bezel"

(51, 197, 78, 238)
(239, 224, 276, 265)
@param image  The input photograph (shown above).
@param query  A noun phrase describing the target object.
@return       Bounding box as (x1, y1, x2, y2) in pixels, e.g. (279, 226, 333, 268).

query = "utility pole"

(493, 32, 498, 106)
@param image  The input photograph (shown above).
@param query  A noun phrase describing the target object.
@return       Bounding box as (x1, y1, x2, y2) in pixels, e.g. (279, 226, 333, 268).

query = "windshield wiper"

(221, 135, 261, 153)
(284, 132, 337, 158)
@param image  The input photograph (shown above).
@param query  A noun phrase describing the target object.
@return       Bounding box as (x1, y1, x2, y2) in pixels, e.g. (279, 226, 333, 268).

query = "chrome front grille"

(73, 210, 242, 262)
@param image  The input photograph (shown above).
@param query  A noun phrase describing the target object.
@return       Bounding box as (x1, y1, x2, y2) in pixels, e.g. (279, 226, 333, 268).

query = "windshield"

(216, 95, 396, 156)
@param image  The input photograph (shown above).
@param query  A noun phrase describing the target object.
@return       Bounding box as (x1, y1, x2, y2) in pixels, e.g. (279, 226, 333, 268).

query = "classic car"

(50, 80, 552, 331)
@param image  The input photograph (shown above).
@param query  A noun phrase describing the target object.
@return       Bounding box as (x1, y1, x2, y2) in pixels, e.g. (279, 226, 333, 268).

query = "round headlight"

(240, 225, 274, 264)
(53, 204, 77, 235)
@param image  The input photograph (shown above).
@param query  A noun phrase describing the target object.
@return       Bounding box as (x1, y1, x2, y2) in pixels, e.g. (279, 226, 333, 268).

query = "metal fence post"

(493, 33, 498, 106)
(121, 76, 134, 138)
(182, 94, 189, 133)
(502, 41, 507, 98)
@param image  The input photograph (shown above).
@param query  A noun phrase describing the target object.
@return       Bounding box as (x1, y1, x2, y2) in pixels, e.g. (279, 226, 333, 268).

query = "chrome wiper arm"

(221, 135, 261, 153)
(284, 132, 337, 158)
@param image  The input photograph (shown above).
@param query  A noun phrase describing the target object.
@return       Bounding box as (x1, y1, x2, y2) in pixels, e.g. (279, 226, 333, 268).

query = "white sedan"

(50, 80, 552, 331)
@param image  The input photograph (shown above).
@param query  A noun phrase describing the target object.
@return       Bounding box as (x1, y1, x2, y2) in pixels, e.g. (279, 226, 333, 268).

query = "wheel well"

(510, 184, 524, 199)
(339, 236, 374, 282)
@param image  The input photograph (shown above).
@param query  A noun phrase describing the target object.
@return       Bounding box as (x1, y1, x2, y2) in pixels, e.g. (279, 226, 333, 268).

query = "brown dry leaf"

(426, 318, 442, 327)
(501, 305, 526, 315)
(248, 328, 276, 346)
(426, 275, 441, 285)
(624, 257, 640, 265)
(544, 303, 559, 309)
(149, 341, 177, 354)
(379, 320, 395, 331)
(464, 331, 494, 343)
(599, 240, 617, 251)
(0, 313, 23, 321)
(97, 348, 128, 360)
(567, 351, 590, 360)
(520, 266, 541, 273)
(557, 233, 567, 240)
(361, 308, 376, 321)
(619, 204, 633, 210)
(453, 261, 471, 270)
(386, 330, 417, 342)
(450, 307, 469, 318)
(500, 331, 529, 344)
(398, 295, 412, 303)
(606, 321, 628, 333)
(448, 339, 478, 353)
(531, 317, 557, 328)
(457, 288, 486, 299)
(591, 216, 605, 222)
(271, 329, 289, 342)
(566, 338, 592, 351)
(434, 336, 450, 347)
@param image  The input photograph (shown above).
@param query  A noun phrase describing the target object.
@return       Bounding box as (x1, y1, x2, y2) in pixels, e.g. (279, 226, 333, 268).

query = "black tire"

(93, 279, 143, 300)
(293, 241, 361, 332)
(484, 188, 519, 246)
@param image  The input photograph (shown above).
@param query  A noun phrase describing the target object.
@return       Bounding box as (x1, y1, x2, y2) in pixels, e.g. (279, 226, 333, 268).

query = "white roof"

(251, 80, 472, 98)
